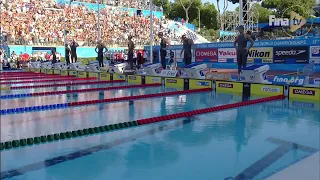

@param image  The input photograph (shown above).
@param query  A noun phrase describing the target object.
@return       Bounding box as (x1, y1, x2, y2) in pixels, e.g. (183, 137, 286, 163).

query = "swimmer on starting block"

(234, 25, 254, 80)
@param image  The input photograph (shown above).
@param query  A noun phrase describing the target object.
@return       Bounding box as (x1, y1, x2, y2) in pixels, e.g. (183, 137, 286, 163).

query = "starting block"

(41, 62, 53, 69)
(143, 63, 162, 76)
(241, 64, 269, 83)
(181, 63, 207, 79)
(87, 61, 100, 72)
(29, 61, 41, 69)
(54, 62, 69, 70)
(113, 63, 127, 74)
(69, 62, 86, 71)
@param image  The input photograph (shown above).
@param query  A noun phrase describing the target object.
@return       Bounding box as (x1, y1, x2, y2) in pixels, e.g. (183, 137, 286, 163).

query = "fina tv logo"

(272, 75, 305, 86)
(269, 11, 306, 32)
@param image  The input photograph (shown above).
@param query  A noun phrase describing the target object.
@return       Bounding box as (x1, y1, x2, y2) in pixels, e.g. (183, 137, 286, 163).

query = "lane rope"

(6, 80, 125, 90)
(0, 83, 161, 99)
(0, 88, 211, 115)
(0, 95, 285, 150)
(0, 78, 97, 84)
(0, 75, 68, 81)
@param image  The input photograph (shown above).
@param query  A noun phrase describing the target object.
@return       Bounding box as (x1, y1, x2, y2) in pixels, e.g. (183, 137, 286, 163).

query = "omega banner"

(195, 48, 218, 62)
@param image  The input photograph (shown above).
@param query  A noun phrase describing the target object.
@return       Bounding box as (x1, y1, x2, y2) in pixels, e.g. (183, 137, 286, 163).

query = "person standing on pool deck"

(95, 40, 108, 67)
(234, 25, 254, 80)
(65, 44, 71, 65)
(128, 35, 135, 70)
(158, 32, 171, 69)
(70, 40, 79, 63)
(180, 35, 194, 66)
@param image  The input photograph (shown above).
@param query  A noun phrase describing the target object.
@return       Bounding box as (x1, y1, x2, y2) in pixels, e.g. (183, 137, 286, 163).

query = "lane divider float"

(0, 95, 285, 150)
(0, 78, 97, 84)
(0, 83, 161, 99)
(5, 80, 125, 90)
(0, 88, 211, 115)
(0, 75, 71, 81)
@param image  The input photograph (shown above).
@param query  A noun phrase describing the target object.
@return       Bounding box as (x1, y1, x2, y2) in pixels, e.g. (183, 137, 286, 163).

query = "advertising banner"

(273, 46, 309, 64)
(127, 75, 142, 84)
(164, 78, 184, 88)
(145, 76, 162, 84)
(289, 87, 319, 102)
(215, 81, 243, 94)
(77, 71, 87, 78)
(218, 48, 236, 62)
(250, 84, 283, 96)
(272, 75, 306, 86)
(53, 69, 60, 75)
(205, 72, 231, 80)
(310, 46, 320, 64)
(113, 74, 126, 81)
(88, 72, 99, 78)
(189, 79, 212, 89)
(195, 48, 218, 62)
(68, 70, 77, 76)
(99, 72, 111, 81)
(247, 47, 273, 59)
(61, 70, 68, 76)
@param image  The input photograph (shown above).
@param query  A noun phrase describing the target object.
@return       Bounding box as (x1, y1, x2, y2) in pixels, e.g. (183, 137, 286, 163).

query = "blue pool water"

(0, 84, 319, 180)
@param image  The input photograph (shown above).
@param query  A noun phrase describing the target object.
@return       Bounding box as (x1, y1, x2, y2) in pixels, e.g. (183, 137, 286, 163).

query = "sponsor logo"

(100, 74, 107, 77)
(197, 81, 210, 86)
(293, 89, 315, 96)
(166, 79, 177, 83)
(314, 78, 320, 85)
(272, 75, 305, 86)
(248, 48, 272, 59)
(244, 83, 250, 88)
(161, 70, 178, 77)
(219, 51, 236, 56)
(206, 72, 230, 80)
(219, 83, 233, 88)
(195, 49, 218, 62)
(275, 50, 306, 56)
(218, 48, 237, 59)
(273, 59, 285, 63)
(117, 75, 125, 79)
(196, 50, 217, 57)
(262, 59, 273, 63)
(261, 86, 281, 93)
(151, 78, 161, 83)
(295, 59, 308, 63)
(292, 101, 315, 108)
(128, 76, 137, 80)
(311, 46, 320, 57)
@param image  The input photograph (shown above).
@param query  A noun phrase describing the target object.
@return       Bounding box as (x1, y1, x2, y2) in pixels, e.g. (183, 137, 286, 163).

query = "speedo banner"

(189, 79, 212, 89)
(273, 46, 309, 64)
(289, 86, 320, 102)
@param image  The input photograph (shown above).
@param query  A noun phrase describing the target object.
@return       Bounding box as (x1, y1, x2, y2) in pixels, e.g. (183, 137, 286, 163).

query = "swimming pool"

(1, 81, 319, 180)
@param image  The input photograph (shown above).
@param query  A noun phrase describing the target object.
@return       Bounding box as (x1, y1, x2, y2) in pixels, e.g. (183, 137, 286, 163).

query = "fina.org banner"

(195, 48, 218, 62)
(273, 46, 309, 64)
(247, 47, 273, 59)
(310, 46, 320, 64)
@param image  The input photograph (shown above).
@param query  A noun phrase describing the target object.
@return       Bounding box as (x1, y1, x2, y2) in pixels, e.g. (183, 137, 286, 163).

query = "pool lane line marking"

(5, 80, 125, 90)
(230, 138, 318, 180)
(0, 118, 195, 179)
(0, 94, 284, 151)
(0, 78, 97, 84)
(0, 88, 211, 115)
(0, 83, 161, 99)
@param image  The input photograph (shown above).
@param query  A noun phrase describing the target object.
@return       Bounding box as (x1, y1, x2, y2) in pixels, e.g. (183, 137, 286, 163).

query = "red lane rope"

(10, 80, 125, 89)
(68, 88, 212, 107)
(0, 78, 97, 84)
(0, 74, 57, 78)
(0, 75, 73, 81)
(30, 83, 162, 96)
(136, 95, 286, 125)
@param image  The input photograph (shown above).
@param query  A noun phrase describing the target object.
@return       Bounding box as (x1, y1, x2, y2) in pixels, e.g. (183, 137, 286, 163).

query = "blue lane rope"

(0, 94, 32, 99)
(1, 103, 69, 115)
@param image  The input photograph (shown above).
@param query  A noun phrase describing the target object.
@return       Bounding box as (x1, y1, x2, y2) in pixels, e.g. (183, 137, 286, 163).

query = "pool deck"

(266, 151, 320, 180)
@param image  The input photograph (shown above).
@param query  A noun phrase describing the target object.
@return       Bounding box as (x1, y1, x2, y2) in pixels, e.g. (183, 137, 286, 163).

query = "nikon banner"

(247, 47, 273, 60)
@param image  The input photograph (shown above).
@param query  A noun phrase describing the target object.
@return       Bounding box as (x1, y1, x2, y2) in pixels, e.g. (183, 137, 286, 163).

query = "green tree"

(262, 0, 316, 18)
(235, 4, 273, 23)
(200, 2, 219, 29)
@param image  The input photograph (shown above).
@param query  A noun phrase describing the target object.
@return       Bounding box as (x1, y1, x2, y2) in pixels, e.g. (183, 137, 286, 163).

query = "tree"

(200, 2, 219, 29)
(262, 0, 316, 18)
(178, 0, 194, 23)
(152, 0, 170, 17)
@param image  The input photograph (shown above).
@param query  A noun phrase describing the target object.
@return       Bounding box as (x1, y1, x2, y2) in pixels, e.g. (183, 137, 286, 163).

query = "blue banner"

(272, 75, 306, 86)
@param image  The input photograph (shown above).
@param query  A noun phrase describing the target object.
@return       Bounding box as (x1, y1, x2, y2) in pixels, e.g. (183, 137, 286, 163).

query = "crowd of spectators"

(0, 0, 173, 47)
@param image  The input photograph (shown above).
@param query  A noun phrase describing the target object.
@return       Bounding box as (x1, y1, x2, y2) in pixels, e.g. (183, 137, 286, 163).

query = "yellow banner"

(216, 81, 243, 94)
(113, 74, 126, 81)
(289, 87, 320, 102)
(146, 76, 162, 84)
(128, 75, 142, 84)
(189, 79, 212, 89)
(164, 78, 184, 88)
(248, 47, 273, 59)
(99, 72, 111, 81)
(41, 68, 46, 73)
(77, 71, 87, 78)
(54, 69, 60, 75)
(89, 72, 99, 78)
(46, 69, 54, 74)
(61, 70, 69, 76)
(34, 68, 41, 73)
(289, 100, 320, 111)
(0, 86, 10, 90)
(251, 84, 283, 96)
(69, 70, 78, 76)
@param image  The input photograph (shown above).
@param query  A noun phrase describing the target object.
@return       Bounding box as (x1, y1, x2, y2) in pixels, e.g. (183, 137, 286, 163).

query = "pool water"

(0, 83, 319, 180)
